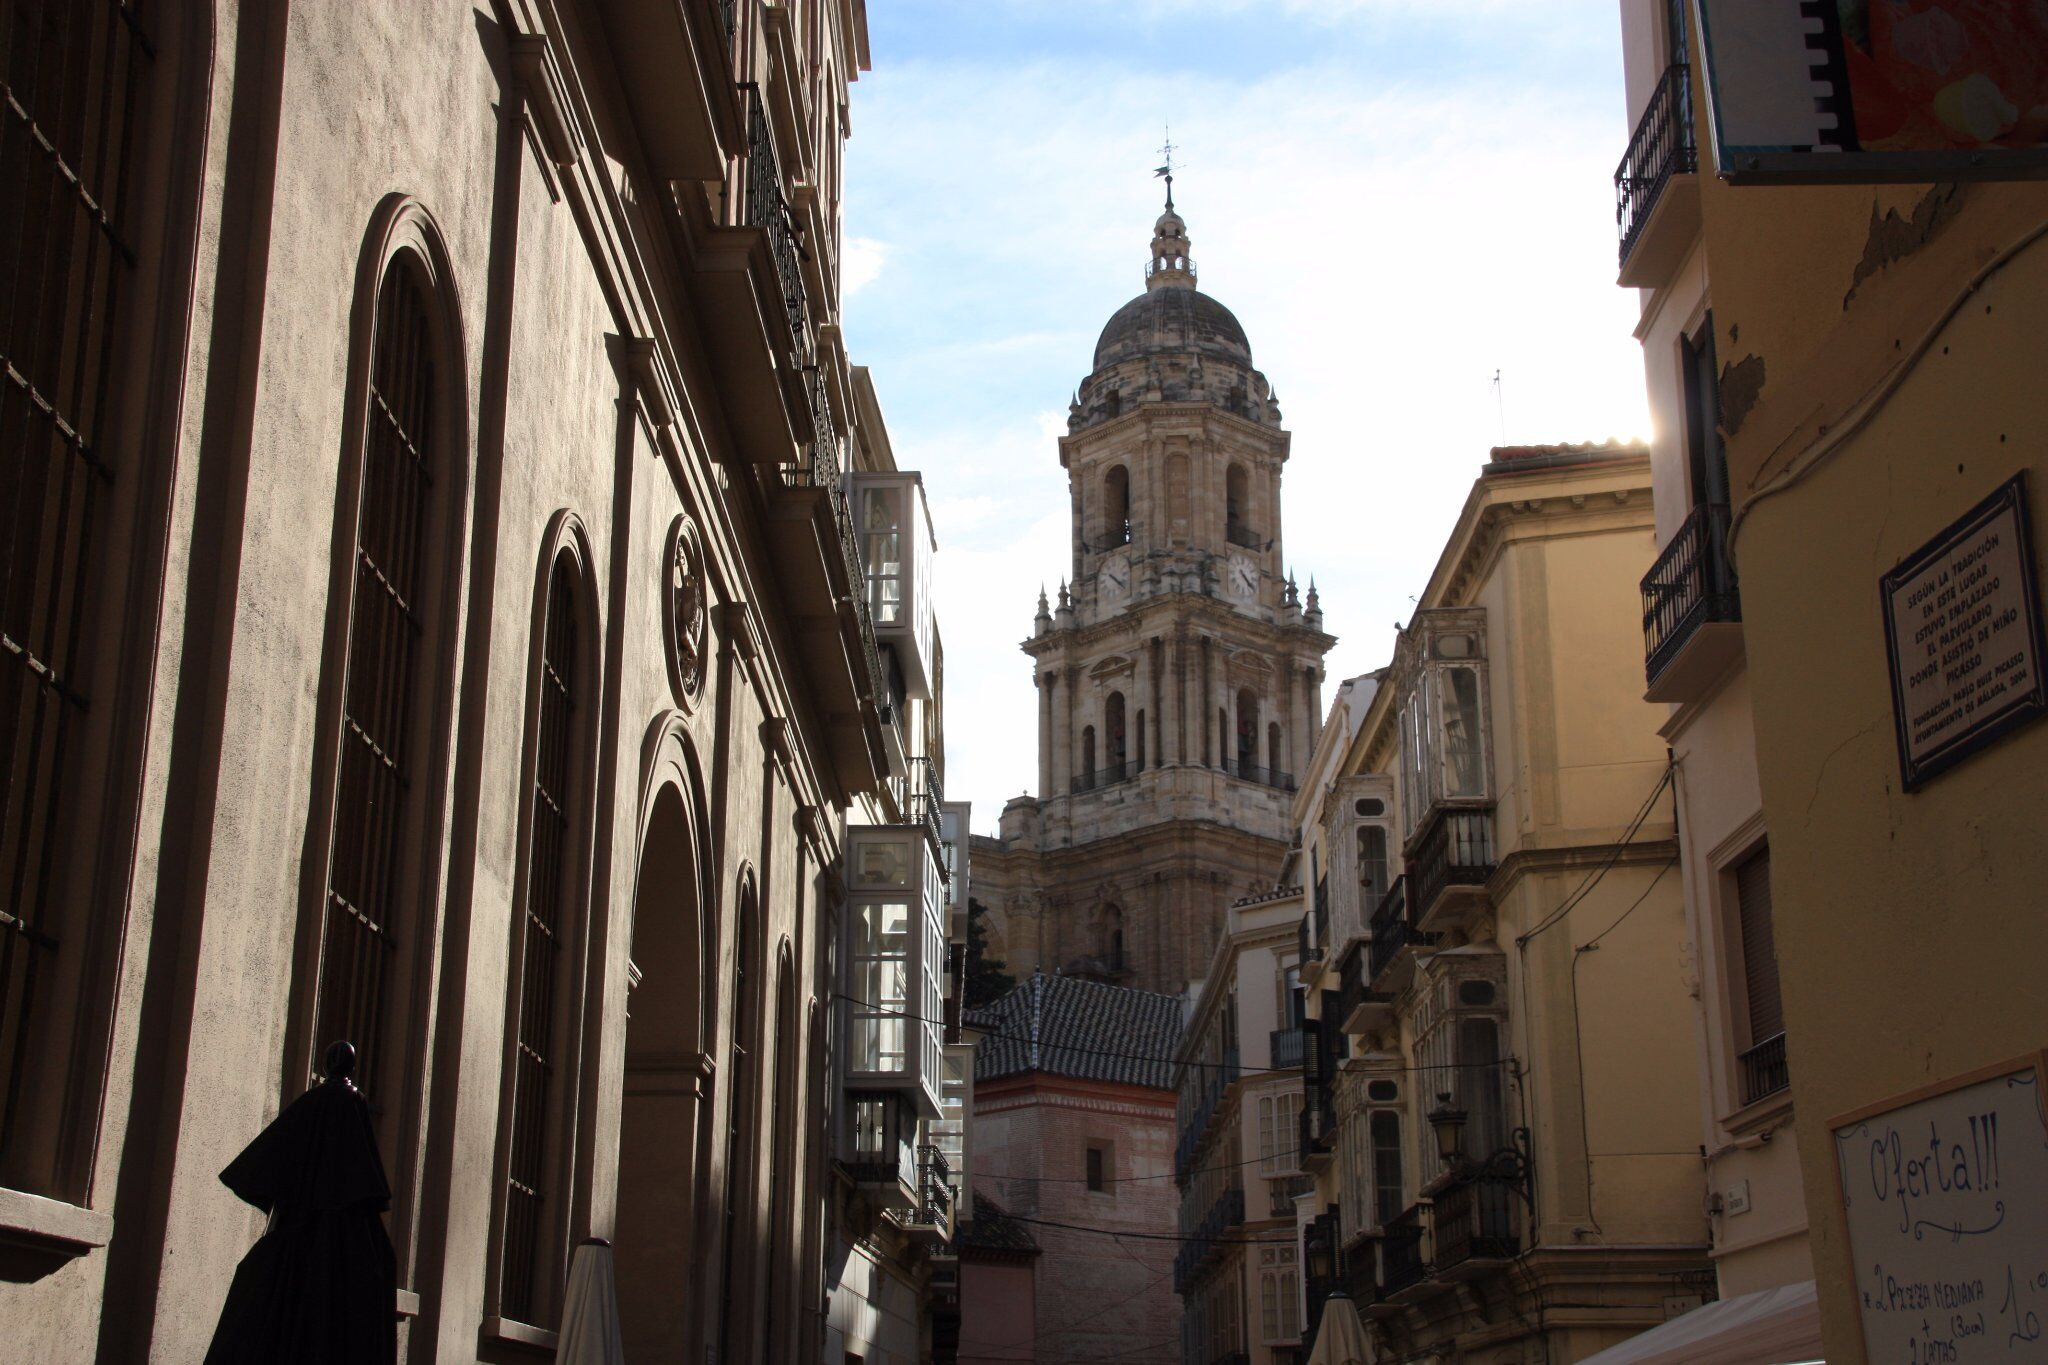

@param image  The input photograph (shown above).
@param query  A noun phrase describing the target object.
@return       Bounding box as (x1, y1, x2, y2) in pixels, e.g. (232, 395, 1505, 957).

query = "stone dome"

(1091, 286, 1253, 372)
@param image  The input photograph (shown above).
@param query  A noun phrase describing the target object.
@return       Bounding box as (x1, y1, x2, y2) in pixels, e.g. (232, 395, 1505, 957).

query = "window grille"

(501, 559, 579, 1323)
(316, 265, 438, 1106)
(1, 0, 151, 1186)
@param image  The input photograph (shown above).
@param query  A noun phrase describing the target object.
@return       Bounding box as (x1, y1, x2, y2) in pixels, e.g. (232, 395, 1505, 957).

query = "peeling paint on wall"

(1719, 353, 1767, 437)
(1844, 184, 1967, 308)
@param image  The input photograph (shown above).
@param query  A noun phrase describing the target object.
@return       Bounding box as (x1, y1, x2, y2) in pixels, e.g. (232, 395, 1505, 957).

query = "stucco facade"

(1171, 892, 1316, 1365)
(971, 197, 1334, 999)
(1608, 0, 1818, 1326)
(0, 3, 959, 1363)
(1608, 8, 2048, 1357)
(1292, 443, 1715, 1363)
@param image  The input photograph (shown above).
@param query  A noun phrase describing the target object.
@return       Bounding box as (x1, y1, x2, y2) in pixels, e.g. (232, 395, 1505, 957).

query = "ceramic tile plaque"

(1879, 474, 2047, 791)
(1831, 1055, 2048, 1361)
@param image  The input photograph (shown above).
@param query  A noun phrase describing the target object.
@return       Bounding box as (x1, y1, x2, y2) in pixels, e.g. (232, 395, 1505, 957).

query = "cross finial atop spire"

(1154, 125, 1178, 211)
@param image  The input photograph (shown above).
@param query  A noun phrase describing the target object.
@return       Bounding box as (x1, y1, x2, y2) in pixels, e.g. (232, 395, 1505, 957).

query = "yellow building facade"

(1610, 4, 2048, 1359)
(1293, 443, 1713, 1362)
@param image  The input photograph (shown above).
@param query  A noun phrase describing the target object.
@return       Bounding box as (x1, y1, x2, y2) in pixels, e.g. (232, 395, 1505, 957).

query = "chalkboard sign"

(1879, 474, 2047, 790)
(1830, 1054, 2048, 1361)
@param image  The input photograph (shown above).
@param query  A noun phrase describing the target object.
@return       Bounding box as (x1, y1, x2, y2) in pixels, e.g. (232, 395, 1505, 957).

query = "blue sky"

(841, 1, 1652, 830)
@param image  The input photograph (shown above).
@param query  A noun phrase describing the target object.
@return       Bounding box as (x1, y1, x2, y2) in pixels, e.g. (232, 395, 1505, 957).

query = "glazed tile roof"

(969, 970, 1183, 1091)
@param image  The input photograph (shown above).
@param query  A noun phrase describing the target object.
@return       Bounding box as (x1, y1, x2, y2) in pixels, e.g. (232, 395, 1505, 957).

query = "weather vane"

(1154, 125, 1178, 209)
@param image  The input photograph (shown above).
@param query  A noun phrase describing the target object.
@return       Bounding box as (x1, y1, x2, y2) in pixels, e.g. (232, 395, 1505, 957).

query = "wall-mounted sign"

(1696, 1, 2048, 183)
(1879, 473, 2046, 791)
(1830, 1054, 2048, 1361)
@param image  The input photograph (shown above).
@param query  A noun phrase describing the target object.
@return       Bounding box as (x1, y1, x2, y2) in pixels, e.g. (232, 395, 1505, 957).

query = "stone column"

(1287, 659, 1308, 781)
(1307, 664, 1324, 747)
(1133, 640, 1151, 772)
(1166, 629, 1184, 765)
(1050, 668, 1071, 796)
(1150, 637, 1166, 770)
(1038, 672, 1055, 796)
(1209, 638, 1229, 771)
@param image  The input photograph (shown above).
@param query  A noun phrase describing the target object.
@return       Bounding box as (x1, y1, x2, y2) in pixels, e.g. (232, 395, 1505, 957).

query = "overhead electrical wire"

(1515, 761, 1673, 949)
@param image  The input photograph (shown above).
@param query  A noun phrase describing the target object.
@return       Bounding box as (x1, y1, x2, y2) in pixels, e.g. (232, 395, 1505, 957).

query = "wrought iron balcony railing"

(907, 757, 945, 868)
(1072, 761, 1140, 794)
(1739, 1031, 1790, 1106)
(1234, 761, 1295, 792)
(1380, 1204, 1429, 1294)
(1432, 1176, 1520, 1270)
(1367, 877, 1411, 985)
(1615, 62, 1697, 269)
(1342, 1236, 1383, 1307)
(1270, 1026, 1306, 1071)
(1337, 937, 1390, 1029)
(906, 1143, 954, 1231)
(742, 84, 813, 373)
(1408, 805, 1496, 920)
(1642, 501, 1741, 687)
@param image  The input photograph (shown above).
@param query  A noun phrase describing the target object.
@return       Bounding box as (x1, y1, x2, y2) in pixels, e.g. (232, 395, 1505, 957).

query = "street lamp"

(1427, 1093, 1467, 1166)
(1427, 1091, 1533, 1203)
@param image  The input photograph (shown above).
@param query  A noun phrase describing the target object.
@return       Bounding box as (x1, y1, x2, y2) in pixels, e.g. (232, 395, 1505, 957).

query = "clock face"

(1227, 553, 1257, 601)
(1101, 559, 1129, 603)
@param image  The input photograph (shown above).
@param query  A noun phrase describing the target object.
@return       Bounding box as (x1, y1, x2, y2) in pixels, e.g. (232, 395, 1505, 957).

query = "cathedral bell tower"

(974, 189, 1336, 994)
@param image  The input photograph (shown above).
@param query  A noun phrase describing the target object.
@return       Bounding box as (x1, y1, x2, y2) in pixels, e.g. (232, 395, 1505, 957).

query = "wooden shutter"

(1736, 846, 1783, 1042)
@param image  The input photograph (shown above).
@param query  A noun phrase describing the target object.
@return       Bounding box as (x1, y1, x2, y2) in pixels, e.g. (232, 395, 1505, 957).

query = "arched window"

(1226, 463, 1250, 545)
(761, 947, 800, 1354)
(1105, 692, 1128, 773)
(312, 243, 461, 1176)
(719, 883, 762, 1359)
(1236, 690, 1259, 777)
(499, 548, 594, 1325)
(1103, 905, 1125, 971)
(0, 0, 167, 1197)
(1104, 465, 1131, 546)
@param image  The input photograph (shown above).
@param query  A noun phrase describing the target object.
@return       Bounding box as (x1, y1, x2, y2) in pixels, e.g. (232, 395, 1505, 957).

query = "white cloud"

(842, 235, 890, 297)
(845, 22, 1647, 829)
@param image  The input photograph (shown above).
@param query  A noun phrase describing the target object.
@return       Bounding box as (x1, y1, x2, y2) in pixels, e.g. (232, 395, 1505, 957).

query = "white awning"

(1577, 1280, 1824, 1365)
(1306, 1292, 1373, 1365)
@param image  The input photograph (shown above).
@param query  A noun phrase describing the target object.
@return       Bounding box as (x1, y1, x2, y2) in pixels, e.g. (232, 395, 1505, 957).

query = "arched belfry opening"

(1106, 691, 1128, 774)
(1105, 465, 1132, 547)
(1226, 463, 1251, 546)
(1236, 689, 1259, 778)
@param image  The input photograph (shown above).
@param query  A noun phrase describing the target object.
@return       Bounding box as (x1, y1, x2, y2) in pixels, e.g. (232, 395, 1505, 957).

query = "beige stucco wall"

(0, 2, 898, 1362)
(1697, 169, 2048, 1354)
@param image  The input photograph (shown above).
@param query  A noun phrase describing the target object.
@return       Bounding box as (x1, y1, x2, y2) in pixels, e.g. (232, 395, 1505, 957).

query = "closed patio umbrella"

(557, 1237, 625, 1364)
(204, 1041, 396, 1365)
(1307, 1290, 1374, 1365)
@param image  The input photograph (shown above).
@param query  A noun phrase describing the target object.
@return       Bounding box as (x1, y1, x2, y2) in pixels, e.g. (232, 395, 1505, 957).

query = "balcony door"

(1683, 315, 1730, 511)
